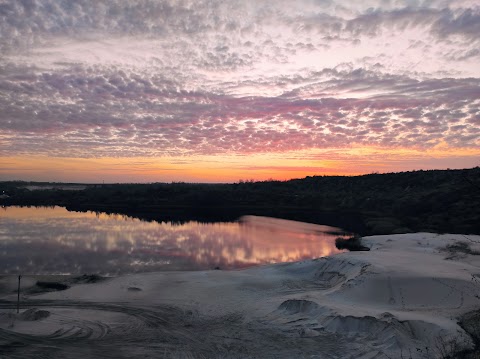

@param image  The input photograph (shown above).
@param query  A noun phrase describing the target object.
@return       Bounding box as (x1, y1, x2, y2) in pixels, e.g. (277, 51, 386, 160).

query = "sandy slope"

(1, 233, 479, 358)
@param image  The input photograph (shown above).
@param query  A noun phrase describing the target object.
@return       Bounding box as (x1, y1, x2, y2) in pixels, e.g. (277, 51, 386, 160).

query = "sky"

(0, 0, 479, 183)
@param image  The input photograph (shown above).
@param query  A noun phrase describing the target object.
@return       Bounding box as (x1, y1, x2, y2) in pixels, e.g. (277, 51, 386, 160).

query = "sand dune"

(1, 233, 479, 358)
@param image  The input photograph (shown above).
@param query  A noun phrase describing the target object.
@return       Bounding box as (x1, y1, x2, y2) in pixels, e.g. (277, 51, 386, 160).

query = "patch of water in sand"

(0, 206, 350, 275)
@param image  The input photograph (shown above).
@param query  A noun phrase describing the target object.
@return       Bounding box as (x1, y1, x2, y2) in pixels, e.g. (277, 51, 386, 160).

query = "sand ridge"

(1, 232, 479, 358)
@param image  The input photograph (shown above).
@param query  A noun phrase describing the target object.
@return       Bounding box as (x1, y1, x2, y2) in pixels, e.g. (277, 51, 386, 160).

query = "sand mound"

(321, 314, 461, 357)
(0, 308, 50, 322)
(69, 274, 107, 284)
(18, 308, 50, 321)
(277, 256, 370, 294)
(277, 299, 320, 314)
(127, 286, 142, 292)
(335, 274, 480, 310)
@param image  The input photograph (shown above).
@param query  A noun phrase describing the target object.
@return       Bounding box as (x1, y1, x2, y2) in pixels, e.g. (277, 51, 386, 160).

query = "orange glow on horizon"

(1, 145, 479, 183)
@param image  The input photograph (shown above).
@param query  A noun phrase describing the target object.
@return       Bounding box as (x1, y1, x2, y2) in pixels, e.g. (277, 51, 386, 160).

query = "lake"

(0, 206, 350, 275)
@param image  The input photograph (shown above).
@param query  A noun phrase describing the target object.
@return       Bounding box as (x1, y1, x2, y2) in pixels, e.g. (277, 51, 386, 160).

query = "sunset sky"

(1, 0, 479, 183)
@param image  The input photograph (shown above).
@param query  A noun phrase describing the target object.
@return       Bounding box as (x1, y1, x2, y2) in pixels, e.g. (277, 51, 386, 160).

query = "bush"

(335, 235, 370, 251)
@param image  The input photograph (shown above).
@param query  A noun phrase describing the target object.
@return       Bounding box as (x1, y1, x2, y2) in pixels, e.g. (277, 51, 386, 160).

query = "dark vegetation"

(22, 275, 107, 295)
(335, 235, 370, 251)
(1, 167, 479, 236)
(35, 281, 69, 291)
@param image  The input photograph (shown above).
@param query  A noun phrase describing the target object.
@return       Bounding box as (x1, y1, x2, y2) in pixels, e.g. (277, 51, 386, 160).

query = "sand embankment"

(1, 233, 479, 358)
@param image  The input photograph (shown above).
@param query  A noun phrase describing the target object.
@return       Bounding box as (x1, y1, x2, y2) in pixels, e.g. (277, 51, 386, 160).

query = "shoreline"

(3, 167, 479, 236)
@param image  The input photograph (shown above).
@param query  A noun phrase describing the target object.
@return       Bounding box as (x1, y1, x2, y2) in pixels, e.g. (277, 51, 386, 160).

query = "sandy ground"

(1, 232, 480, 358)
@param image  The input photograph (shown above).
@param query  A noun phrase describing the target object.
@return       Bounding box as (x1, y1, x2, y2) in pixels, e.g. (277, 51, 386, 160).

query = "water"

(0, 206, 350, 275)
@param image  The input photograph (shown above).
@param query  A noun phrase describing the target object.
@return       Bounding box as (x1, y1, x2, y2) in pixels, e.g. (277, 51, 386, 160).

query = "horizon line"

(1, 166, 478, 186)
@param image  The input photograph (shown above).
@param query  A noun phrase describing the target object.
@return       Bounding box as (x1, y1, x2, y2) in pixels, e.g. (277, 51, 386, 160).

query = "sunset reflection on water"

(0, 206, 349, 275)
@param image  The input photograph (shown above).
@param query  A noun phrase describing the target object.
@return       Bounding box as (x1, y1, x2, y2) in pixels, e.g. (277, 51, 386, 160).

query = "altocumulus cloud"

(0, 0, 479, 158)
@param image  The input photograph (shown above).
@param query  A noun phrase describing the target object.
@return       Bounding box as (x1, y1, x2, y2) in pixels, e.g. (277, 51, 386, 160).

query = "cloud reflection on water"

(0, 206, 348, 275)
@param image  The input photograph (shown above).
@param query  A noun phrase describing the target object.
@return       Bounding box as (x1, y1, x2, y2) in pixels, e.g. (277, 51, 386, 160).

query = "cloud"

(2, 1, 479, 69)
(433, 7, 480, 40)
(1, 60, 478, 158)
(0, 0, 479, 167)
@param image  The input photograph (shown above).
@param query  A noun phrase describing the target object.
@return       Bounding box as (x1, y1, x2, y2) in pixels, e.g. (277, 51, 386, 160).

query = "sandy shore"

(1, 233, 479, 358)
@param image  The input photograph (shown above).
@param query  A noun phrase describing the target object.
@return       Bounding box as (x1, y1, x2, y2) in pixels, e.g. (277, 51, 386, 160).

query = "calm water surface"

(0, 206, 349, 275)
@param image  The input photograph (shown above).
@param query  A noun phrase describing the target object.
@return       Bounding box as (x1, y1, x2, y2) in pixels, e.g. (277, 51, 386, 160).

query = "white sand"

(1, 232, 479, 358)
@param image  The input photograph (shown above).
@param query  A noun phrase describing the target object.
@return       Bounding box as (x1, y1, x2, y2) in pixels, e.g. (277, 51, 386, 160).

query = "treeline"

(1, 167, 479, 235)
